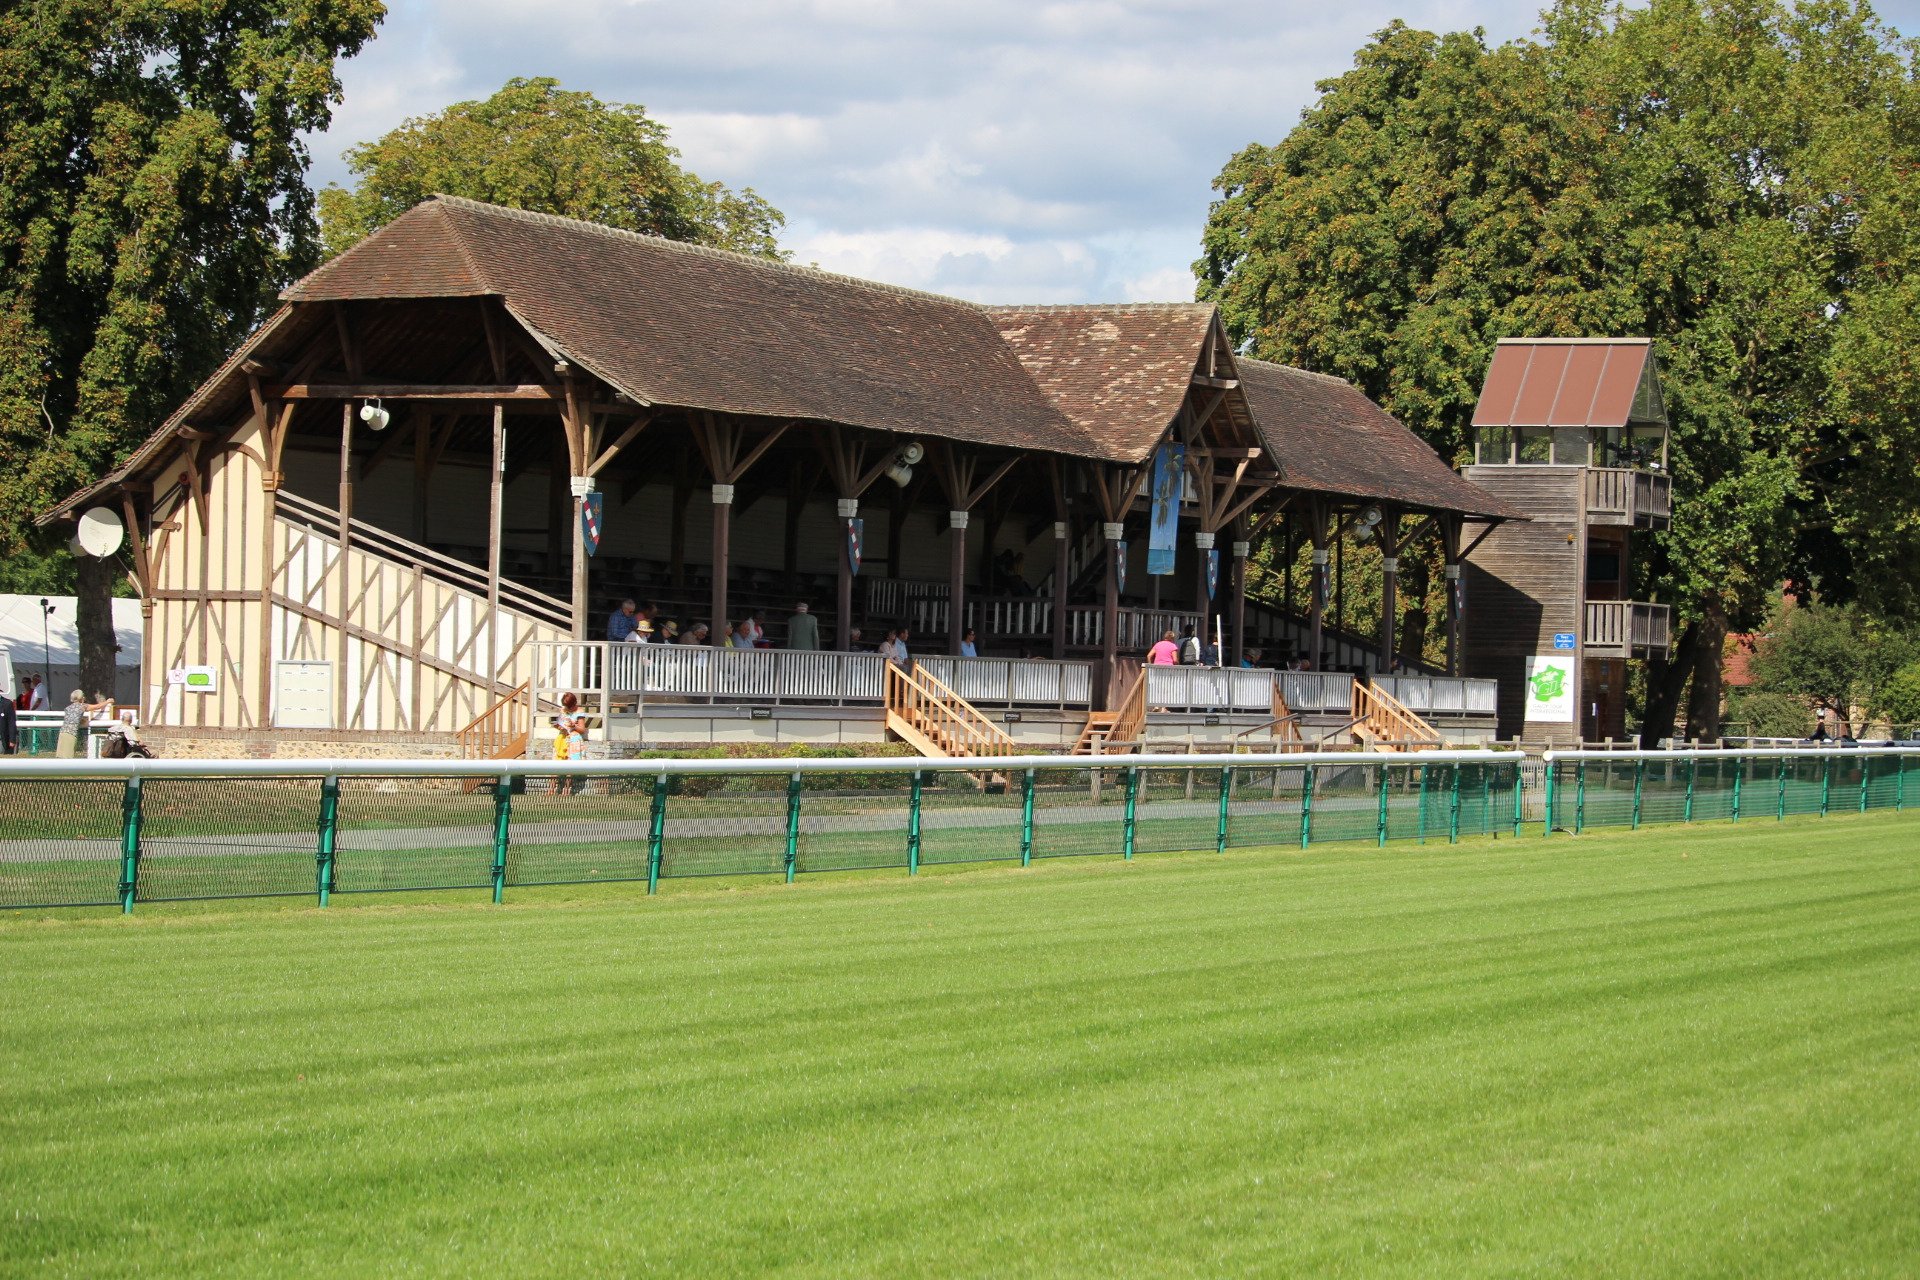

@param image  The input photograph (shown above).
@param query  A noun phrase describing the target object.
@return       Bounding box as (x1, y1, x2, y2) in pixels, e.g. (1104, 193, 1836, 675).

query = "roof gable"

(1470, 338, 1666, 430)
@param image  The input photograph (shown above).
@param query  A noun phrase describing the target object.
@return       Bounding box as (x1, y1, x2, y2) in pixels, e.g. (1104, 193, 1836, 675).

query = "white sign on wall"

(274, 661, 334, 729)
(1523, 654, 1576, 724)
(181, 665, 217, 694)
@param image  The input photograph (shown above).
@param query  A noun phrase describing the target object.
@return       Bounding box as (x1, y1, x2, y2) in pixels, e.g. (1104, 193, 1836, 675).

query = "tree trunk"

(1683, 596, 1729, 742)
(76, 554, 120, 701)
(1639, 620, 1699, 747)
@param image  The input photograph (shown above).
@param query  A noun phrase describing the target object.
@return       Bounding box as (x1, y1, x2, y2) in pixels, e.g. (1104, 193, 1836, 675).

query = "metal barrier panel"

(1691, 756, 1737, 821)
(1383, 763, 1445, 842)
(1453, 762, 1515, 837)
(1828, 754, 1867, 813)
(1222, 765, 1308, 848)
(914, 769, 1022, 866)
(0, 778, 125, 908)
(796, 771, 912, 874)
(657, 771, 791, 878)
(1133, 764, 1227, 855)
(1281, 671, 1354, 714)
(1783, 757, 1826, 815)
(135, 777, 322, 901)
(1308, 761, 1379, 844)
(333, 779, 494, 894)
(505, 781, 653, 887)
(1866, 755, 1903, 810)
(1028, 764, 1127, 860)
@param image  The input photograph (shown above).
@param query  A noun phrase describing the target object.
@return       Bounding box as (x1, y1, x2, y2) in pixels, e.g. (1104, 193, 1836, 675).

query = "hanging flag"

(1314, 557, 1329, 611)
(1116, 541, 1128, 596)
(580, 492, 604, 557)
(1146, 443, 1184, 576)
(1206, 548, 1220, 600)
(846, 517, 864, 577)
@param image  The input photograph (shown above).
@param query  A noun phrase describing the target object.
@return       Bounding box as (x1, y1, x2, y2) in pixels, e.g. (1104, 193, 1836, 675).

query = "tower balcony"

(1585, 467, 1671, 528)
(1585, 599, 1671, 659)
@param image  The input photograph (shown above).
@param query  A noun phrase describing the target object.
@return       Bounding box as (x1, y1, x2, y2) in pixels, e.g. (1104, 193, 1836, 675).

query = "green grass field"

(4, 812, 1918, 1275)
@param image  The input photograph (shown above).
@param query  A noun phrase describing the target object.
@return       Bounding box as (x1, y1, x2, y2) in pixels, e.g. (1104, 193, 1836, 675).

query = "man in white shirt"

(28, 676, 47, 710)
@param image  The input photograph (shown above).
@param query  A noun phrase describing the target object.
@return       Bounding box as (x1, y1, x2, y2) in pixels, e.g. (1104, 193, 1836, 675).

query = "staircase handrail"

(1353, 680, 1443, 749)
(1106, 667, 1148, 749)
(457, 680, 531, 759)
(884, 662, 1017, 758)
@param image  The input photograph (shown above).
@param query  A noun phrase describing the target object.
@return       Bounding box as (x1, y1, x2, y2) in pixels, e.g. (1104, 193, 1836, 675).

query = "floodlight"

(358, 399, 390, 431)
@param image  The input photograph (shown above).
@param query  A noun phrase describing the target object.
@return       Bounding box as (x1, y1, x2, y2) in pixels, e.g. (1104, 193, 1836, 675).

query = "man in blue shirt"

(607, 598, 639, 643)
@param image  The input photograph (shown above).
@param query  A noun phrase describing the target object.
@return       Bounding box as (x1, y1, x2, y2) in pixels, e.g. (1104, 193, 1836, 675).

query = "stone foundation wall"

(141, 726, 465, 761)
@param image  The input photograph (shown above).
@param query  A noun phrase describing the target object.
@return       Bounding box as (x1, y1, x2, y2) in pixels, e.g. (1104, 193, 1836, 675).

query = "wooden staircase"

(883, 662, 1017, 773)
(457, 681, 533, 791)
(1071, 668, 1146, 755)
(1350, 680, 1443, 751)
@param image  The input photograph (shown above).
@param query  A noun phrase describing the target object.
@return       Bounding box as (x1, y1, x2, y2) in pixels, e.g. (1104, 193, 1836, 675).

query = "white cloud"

(306, 0, 1591, 298)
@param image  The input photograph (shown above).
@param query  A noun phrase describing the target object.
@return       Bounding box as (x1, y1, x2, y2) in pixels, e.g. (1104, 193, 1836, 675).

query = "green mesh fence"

(0, 778, 126, 908)
(6, 751, 1916, 912)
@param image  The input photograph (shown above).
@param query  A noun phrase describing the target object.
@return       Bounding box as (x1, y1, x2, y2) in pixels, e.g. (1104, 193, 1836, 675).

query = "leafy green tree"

(1723, 689, 1814, 739)
(1875, 663, 1920, 731)
(1747, 600, 1914, 734)
(319, 78, 785, 260)
(1199, 0, 1920, 744)
(0, 0, 384, 689)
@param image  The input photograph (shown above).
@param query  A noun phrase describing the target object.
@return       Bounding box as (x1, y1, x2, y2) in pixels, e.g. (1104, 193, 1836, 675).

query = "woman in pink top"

(1147, 630, 1180, 665)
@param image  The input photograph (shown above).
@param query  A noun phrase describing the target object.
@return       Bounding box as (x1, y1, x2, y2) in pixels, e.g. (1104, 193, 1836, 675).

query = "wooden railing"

(1104, 668, 1148, 752)
(1351, 680, 1443, 751)
(1584, 600, 1672, 656)
(883, 662, 1017, 760)
(1585, 467, 1672, 526)
(457, 681, 531, 760)
(1271, 681, 1305, 748)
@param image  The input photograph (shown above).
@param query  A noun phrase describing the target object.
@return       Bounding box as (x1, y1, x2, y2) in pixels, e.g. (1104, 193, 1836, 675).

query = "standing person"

(607, 599, 639, 642)
(14, 679, 29, 711)
(0, 691, 16, 755)
(786, 602, 820, 650)
(1148, 630, 1179, 665)
(1179, 625, 1202, 665)
(55, 689, 86, 758)
(959, 627, 978, 658)
(895, 626, 912, 668)
(28, 676, 47, 711)
(550, 692, 588, 796)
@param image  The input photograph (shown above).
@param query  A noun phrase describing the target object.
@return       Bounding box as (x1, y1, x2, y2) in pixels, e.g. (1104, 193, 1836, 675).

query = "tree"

(1875, 663, 1920, 731)
(0, 0, 384, 685)
(1746, 600, 1914, 734)
(319, 78, 785, 261)
(1198, 0, 1920, 743)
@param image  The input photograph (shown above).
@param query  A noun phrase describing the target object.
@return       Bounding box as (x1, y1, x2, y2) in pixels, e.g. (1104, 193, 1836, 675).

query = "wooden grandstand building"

(41, 196, 1528, 757)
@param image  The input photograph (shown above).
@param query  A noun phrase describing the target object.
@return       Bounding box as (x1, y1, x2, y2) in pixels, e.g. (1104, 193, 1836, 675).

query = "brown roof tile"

(1236, 357, 1519, 519)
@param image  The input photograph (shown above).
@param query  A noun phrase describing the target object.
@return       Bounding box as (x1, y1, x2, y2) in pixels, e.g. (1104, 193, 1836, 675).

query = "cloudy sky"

(308, 0, 1920, 305)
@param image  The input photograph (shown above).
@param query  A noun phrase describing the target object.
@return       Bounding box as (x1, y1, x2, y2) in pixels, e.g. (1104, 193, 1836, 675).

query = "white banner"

(1523, 654, 1575, 723)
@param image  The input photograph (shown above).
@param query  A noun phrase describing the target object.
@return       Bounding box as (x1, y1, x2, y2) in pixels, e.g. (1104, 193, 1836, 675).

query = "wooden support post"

(1194, 529, 1215, 633)
(336, 403, 354, 729)
(1103, 520, 1123, 685)
(487, 404, 504, 691)
(1378, 507, 1403, 673)
(1308, 504, 1328, 672)
(711, 483, 733, 640)
(1230, 533, 1249, 667)
(948, 508, 968, 655)
(836, 498, 857, 650)
(1052, 519, 1070, 661)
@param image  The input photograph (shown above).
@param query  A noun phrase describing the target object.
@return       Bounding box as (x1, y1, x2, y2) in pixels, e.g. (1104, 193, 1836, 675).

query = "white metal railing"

(1142, 666, 1276, 713)
(913, 656, 1093, 708)
(1279, 670, 1355, 714)
(1066, 606, 1206, 651)
(529, 642, 1101, 710)
(1370, 675, 1498, 717)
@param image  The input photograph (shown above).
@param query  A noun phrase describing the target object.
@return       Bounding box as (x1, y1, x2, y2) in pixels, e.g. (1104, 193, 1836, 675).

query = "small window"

(1477, 426, 1513, 464)
(1516, 428, 1552, 464)
(1552, 428, 1591, 466)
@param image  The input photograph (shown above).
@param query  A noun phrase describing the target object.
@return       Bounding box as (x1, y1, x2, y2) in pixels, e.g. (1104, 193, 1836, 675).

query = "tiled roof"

(1236, 358, 1519, 519)
(986, 304, 1216, 465)
(288, 197, 1092, 456)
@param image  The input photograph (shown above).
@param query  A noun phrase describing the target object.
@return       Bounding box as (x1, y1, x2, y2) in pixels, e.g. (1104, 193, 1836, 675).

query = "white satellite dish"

(75, 507, 125, 557)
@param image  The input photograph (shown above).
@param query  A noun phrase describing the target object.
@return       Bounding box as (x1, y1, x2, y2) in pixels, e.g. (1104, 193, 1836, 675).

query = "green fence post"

(1415, 765, 1429, 844)
(646, 772, 668, 894)
(316, 775, 340, 907)
(1684, 755, 1697, 823)
(1820, 754, 1832, 818)
(1631, 758, 1644, 830)
(1543, 760, 1556, 837)
(785, 771, 803, 883)
(1575, 761, 1586, 834)
(1897, 755, 1907, 812)
(1731, 759, 1743, 823)
(117, 776, 143, 914)
(1777, 756, 1788, 821)
(1449, 763, 1461, 844)
(1511, 759, 1523, 838)
(1215, 766, 1232, 854)
(1376, 764, 1390, 848)
(1020, 768, 1035, 866)
(1300, 764, 1315, 850)
(907, 770, 923, 875)
(490, 778, 512, 904)
(1860, 757, 1872, 813)
(1122, 766, 1138, 859)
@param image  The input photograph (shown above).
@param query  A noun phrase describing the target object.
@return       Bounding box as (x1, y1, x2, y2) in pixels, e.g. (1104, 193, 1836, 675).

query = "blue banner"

(580, 492, 603, 558)
(1146, 443, 1184, 576)
(1206, 548, 1220, 600)
(846, 518, 864, 577)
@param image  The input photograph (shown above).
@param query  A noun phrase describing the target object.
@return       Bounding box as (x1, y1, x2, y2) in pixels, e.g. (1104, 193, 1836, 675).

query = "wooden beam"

(586, 412, 651, 477)
(266, 383, 564, 402)
(1191, 374, 1240, 390)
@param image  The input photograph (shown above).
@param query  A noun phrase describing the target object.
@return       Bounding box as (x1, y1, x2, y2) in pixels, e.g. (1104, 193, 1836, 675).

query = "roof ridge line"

(429, 194, 994, 311)
(985, 302, 1213, 313)
(1236, 354, 1354, 386)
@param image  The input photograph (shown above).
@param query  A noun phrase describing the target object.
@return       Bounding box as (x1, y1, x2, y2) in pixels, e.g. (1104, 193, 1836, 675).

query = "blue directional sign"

(1552, 632, 1577, 650)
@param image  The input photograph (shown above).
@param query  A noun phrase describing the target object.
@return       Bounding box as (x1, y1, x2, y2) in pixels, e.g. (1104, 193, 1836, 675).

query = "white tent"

(0, 595, 143, 705)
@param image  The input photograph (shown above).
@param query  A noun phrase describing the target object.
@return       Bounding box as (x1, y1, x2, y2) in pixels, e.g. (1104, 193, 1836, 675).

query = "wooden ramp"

(884, 662, 1016, 781)
(457, 681, 532, 791)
